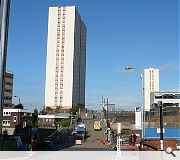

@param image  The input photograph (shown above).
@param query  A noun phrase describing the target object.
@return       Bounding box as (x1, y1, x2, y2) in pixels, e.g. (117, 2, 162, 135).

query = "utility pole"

(101, 96, 104, 109)
(106, 98, 109, 121)
(101, 96, 106, 118)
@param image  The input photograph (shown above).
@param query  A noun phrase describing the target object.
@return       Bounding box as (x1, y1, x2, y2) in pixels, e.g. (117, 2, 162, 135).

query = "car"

(76, 122, 86, 129)
(75, 127, 86, 141)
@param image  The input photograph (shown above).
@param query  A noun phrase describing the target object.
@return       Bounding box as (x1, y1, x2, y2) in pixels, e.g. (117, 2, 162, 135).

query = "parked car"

(75, 127, 86, 141)
(76, 122, 86, 129)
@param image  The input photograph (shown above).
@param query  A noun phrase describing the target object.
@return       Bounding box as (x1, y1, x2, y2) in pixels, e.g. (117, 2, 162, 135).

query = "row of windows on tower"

(54, 8, 66, 105)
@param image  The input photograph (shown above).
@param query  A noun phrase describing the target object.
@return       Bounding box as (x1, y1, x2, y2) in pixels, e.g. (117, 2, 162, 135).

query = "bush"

(58, 119, 71, 127)
(3, 130, 8, 136)
(2, 141, 17, 151)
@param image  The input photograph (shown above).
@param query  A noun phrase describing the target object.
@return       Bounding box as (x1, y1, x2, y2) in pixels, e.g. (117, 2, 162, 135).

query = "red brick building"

(2, 108, 33, 135)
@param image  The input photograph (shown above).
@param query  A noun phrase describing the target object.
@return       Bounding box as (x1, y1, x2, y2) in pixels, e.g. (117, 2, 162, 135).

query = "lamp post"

(124, 67, 144, 149)
(14, 95, 21, 104)
(140, 73, 144, 149)
(14, 95, 21, 135)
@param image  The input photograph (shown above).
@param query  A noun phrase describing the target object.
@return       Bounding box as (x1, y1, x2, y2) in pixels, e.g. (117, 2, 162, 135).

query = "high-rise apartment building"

(45, 6, 87, 110)
(144, 68, 159, 111)
(4, 72, 13, 108)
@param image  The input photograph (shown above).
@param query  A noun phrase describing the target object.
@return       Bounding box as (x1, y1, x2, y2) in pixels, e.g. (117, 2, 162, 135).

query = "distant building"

(45, 6, 87, 110)
(2, 108, 33, 135)
(3, 72, 13, 108)
(150, 91, 180, 109)
(38, 114, 69, 129)
(144, 68, 159, 111)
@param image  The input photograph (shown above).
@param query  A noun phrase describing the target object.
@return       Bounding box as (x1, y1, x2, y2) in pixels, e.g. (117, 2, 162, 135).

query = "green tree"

(76, 103, 85, 108)
(69, 103, 85, 115)
(55, 106, 63, 113)
(57, 119, 71, 127)
(14, 103, 24, 109)
(45, 107, 53, 112)
(33, 108, 38, 127)
(69, 107, 78, 115)
(3, 130, 8, 136)
(39, 108, 46, 115)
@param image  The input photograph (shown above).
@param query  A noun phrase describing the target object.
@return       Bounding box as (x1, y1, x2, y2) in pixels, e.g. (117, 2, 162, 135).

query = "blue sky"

(7, 0, 179, 110)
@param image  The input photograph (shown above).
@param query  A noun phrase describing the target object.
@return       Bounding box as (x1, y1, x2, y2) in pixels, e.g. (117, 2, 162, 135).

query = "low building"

(150, 91, 180, 109)
(38, 114, 69, 129)
(3, 72, 14, 108)
(2, 108, 33, 135)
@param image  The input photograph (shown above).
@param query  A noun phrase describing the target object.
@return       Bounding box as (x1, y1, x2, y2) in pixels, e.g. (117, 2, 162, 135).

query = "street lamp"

(14, 95, 21, 135)
(14, 95, 21, 104)
(124, 67, 144, 149)
(140, 73, 145, 149)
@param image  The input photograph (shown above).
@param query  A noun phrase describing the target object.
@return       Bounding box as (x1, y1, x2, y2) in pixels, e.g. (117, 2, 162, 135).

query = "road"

(62, 118, 113, 151)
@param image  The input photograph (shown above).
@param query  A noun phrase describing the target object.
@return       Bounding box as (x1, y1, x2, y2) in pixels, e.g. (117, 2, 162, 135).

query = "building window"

(3, 112, 11, 116)
(2, 120, 10, 126)
(13, 116, 17, 122)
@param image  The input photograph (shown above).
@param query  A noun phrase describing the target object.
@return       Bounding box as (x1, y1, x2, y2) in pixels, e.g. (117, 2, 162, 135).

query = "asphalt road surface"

(62, 118, 113, 151)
